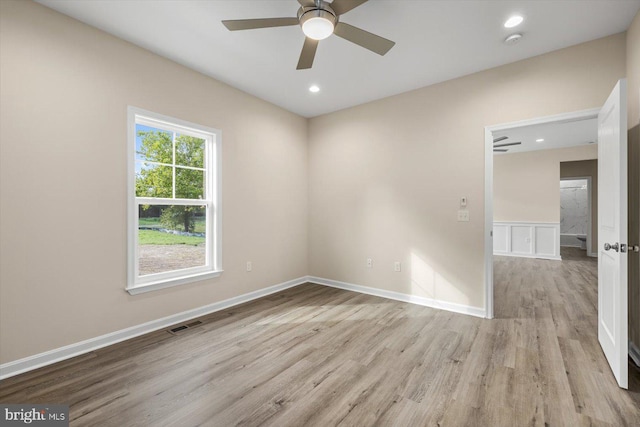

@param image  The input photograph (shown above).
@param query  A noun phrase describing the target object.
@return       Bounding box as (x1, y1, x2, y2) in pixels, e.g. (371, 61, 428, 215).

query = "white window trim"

(126, 106, 222, 295)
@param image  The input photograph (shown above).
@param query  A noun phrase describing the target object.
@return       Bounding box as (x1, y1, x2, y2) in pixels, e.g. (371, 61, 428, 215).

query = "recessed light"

(504, 15, 524, 28)
(309, 85, 320, 93)
(536, 138, 544, 142)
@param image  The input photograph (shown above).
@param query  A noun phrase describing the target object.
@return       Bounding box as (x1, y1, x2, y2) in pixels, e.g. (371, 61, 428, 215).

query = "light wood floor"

(1, 247, 639, 426)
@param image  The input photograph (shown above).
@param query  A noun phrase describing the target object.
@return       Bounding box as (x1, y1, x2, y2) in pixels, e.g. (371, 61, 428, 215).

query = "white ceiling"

(37, 0, 640, 118)
(492, 117, 598, 155)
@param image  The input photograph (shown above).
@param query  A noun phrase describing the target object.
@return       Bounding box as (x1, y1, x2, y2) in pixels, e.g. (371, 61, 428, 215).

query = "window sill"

(126, 270, 223, 295)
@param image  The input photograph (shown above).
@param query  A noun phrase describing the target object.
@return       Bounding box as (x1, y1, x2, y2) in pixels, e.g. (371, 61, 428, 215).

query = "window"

(127, 107, 221, 294)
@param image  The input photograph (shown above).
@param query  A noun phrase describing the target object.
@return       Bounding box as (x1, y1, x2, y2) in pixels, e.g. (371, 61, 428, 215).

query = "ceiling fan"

(222, 0, 396, 70)
(493, 136, 522, 153)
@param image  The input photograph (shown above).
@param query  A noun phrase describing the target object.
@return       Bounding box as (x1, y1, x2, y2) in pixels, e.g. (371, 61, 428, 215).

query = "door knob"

(632, 245, 640, 253)
(604, 242, 619, 252)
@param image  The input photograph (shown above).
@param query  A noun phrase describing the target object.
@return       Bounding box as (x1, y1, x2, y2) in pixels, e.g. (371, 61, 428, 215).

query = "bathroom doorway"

(560, 177, 593, 257)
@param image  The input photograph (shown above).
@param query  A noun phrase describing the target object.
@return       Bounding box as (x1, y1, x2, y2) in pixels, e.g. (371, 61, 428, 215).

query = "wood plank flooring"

(1, 247, 639, 426)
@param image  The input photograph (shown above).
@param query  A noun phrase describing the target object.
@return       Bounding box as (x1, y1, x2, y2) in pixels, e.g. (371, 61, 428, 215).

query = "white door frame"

(559, 176, 593, 257)
(484, 108, 600, 319)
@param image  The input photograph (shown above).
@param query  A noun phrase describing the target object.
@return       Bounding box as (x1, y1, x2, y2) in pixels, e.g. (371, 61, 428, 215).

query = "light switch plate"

(457, 210, 470, 222)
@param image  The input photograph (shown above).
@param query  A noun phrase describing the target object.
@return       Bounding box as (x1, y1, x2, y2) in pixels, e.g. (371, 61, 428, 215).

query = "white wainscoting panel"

(493, 222, 561, 260)
(535, 227, 558, 257)
(493, 225, 509, 253)
(511, 226, 533, 255)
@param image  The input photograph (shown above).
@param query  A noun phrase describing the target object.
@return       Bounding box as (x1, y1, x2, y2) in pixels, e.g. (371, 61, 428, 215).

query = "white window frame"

(126, 106, 222, 295)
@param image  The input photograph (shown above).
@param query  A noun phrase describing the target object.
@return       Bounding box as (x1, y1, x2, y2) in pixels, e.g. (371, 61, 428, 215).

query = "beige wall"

(627, 11, 640, 353)
(494, 145, 597, 224)
(0, 1, 308, 364)
(560, 159, 599, 254)
(308, 34, 625, 310)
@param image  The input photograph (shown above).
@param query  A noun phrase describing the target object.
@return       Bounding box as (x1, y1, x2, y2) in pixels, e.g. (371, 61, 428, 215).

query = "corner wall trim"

(307, 276, 486, 319)
(630, 341, 640, 368)
(0, 276, 308, 380)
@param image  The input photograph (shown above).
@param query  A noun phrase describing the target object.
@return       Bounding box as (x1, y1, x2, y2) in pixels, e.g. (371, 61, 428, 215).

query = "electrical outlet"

(246, 261, 252, 272)
(457, 210, 470, 222)
(367, 258, 373, 268)
(394, 261, 401, 272)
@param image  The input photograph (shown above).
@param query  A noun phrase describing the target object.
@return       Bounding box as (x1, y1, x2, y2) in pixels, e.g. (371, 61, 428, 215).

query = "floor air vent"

(168, 320, 203, 335)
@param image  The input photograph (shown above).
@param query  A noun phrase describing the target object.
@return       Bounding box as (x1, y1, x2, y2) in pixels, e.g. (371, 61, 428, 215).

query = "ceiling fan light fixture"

(302, 17, 334, 40)
(299, 7, 337, 40)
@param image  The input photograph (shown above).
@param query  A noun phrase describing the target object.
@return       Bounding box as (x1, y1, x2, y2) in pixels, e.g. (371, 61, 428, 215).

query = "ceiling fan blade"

(222, 17, 298, 31)
(334, 22, 395, 56)
(493, 142, 522, 148)
(493, 136, 508, 143)
(493, 149, 509, 152)
(330, 0, 369, 16)
(297, 37, 319, 70)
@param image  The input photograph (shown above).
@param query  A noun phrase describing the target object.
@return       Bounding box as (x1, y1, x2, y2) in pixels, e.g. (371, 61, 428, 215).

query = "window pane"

(136, 162, 173, 198)
(175, 167, 204, 199)
(136, 124, 173, 164)
(138, 205, 206, 276)
(175, 134, 205, 168)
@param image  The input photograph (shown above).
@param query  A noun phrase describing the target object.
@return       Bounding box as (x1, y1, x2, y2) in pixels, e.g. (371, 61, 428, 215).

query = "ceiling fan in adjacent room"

(493, 136, 521, 153)
(222, 0, 395, 70)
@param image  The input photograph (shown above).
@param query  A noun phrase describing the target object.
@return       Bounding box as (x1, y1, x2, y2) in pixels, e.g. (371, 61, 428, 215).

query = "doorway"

(483, 108, 600, 319)
(560, 176, 592, 257)
(484, 80, 630, 390)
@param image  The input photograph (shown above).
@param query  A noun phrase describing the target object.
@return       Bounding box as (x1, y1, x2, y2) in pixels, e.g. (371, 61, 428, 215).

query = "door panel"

(600, 252, 616, 341)
(598, 79, 628, 389)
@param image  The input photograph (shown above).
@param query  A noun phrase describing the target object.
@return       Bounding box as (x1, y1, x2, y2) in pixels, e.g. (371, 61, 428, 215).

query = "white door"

(598, 79, 628, 389)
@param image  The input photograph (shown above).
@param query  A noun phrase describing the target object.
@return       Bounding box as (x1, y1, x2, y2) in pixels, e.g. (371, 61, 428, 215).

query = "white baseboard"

(1, 275, 488, 380)
(630, 341, 640, 368)
(0, 276, 308, 380)
(307, 276, 486, 319)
